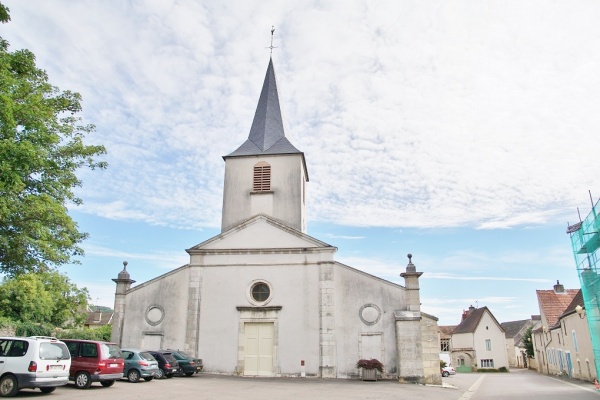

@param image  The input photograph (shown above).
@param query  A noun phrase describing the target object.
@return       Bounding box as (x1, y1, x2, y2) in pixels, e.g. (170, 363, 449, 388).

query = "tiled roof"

(536, 289, 579, 328)
(500, 319, 531, 339)
(85, 311, 113, 326)
(439, 325, 456, 336)
(560, 289, 583, 319)
(225, 58, 303, 159)
(453, 307, 504, 334)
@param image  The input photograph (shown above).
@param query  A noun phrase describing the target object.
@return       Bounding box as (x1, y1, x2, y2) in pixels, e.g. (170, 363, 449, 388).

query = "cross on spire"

(267, 25, 277, 55)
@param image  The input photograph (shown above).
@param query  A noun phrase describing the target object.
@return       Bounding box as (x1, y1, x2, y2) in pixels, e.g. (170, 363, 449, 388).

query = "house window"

(480, 359, 494, 368)
(485, 339, 491, 351)
(440, 338, 450, 352)
(253, 162, 271, 191)
(458, 357, 465, 366)
(572, 330, 579, 352)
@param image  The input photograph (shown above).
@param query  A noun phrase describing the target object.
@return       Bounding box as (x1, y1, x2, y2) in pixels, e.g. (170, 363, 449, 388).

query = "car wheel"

(0, 375, 19, 397)
(165, 373, 173, 379)
(75, 372, 92, 389)
(143, 377, 153, 382)
(184, 372, 194, 377)
(442, 371, 449, 377)
(127, 369, 140, 383)
(100, 380, 115, 387)
(40, 387, 56, 394)
(156, 369, 165, 379)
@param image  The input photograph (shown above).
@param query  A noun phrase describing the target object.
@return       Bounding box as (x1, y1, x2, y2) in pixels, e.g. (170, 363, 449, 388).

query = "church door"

(244, 322, 274, 376)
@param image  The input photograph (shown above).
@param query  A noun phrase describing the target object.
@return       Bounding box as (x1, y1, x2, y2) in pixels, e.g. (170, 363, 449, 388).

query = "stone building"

(111, 57, 440, 383)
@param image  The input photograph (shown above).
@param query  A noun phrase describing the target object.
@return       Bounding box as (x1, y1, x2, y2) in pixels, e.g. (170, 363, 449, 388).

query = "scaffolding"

(567, 196, 600, 380)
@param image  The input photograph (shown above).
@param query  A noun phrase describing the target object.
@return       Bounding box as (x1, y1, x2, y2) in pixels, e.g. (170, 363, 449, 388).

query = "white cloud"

(3, 0, 599, 232)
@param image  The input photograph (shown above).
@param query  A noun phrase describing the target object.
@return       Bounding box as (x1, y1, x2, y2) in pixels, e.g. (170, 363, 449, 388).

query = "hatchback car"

(61, 339, 124, 389)
(157, 350, 202, 377)
(0, 336, 71, 397)
(441, 366, 456, 377)
(146, 351, 179, 379)
(121, 349, 159, 382)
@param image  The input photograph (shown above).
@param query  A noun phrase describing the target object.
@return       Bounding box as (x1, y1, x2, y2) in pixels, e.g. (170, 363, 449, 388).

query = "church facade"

(111, 58, 441, 383)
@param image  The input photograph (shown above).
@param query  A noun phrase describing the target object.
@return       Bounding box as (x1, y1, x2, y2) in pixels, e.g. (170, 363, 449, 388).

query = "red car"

(62, 340, 124, 388)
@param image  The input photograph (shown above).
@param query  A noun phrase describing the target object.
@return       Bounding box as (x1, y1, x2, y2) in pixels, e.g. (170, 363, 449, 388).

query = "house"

(500, 316, 539, 369)
(532, 282, 597, 381)
(84, 307, 113, 329)
(450, 306, 508, 371)
(110, 57, 441, 383)
(439, 325, 456, 366)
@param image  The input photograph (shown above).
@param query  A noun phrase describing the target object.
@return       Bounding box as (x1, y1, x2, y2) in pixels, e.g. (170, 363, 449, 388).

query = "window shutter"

(253, 162, 271, 191)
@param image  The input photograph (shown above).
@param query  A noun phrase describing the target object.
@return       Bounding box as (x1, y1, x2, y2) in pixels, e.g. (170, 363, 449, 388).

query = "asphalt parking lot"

(13, 374, 468, 400)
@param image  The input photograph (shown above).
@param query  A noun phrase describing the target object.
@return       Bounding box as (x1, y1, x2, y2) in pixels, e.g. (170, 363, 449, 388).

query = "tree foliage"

(0, 3, 9, 24)
(523, 326, 534, 358)
(0, 271, 89, 327)
(0, 3, 106, 276)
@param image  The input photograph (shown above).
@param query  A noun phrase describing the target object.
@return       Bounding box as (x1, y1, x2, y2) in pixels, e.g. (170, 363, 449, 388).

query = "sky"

(2, 0, 599, 326)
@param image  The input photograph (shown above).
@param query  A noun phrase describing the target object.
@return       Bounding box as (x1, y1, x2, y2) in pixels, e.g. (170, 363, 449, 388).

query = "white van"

(0, 336, 71, 397)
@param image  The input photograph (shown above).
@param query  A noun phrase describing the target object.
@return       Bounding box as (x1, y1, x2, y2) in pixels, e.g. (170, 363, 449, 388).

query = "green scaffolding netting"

(569, 199, 600, 380)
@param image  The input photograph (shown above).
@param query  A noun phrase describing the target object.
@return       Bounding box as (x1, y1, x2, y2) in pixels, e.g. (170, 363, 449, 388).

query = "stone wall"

(421, 313, 442, 385)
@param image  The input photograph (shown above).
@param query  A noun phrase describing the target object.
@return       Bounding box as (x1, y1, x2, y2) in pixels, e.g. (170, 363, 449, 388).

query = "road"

(10, 369, 600, 400)
(447, 368, 599, 399)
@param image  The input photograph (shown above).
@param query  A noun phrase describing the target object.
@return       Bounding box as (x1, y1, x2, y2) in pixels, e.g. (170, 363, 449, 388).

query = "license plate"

(109, 363, 119, 367)
(49, 365, 62, 370)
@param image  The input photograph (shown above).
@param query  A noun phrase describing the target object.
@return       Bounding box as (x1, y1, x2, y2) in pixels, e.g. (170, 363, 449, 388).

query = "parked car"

(121, 349, 159, 382)
(146, 351, 179, 379)
(0, 336, 71, 397)
(441, 366, 456, 377)
(61, 339, 124, 389)
(157, 350, 202, 377)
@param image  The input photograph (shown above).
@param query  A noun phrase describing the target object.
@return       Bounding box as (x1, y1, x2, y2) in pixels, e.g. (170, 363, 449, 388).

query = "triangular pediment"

(187, 215, 334, 251)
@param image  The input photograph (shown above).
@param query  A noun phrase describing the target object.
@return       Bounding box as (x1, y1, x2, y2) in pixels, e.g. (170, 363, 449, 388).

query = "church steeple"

(221, 57, 309, 233)
(225, 58, 303, 158)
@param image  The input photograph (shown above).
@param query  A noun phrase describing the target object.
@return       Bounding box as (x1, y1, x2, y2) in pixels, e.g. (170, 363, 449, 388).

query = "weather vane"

(267, 25, 277, 55)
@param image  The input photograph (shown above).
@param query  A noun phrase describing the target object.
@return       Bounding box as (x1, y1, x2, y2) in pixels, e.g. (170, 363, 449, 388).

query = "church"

(110, 57, 441, 383)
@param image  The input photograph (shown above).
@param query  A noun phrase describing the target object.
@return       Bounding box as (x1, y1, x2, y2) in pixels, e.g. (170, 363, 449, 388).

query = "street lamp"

(575, 304, 586, 319)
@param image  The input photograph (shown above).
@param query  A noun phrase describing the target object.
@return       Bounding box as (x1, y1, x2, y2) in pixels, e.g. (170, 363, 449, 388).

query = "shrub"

(356, 359, 384, 372)
(54, 325, 112, 341)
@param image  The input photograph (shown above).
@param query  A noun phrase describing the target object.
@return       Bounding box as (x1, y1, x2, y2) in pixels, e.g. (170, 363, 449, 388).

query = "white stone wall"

(222, 155, 306, 233)
(421, 314, 442, 385)
(334, 263, 407, 379)
(472, 312, 508, 369)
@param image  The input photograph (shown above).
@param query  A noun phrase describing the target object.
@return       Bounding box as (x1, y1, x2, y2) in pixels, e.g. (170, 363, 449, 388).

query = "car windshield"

(100, 344, 122, 359)
(39, 342, 70, 360)
(140, 352, 156, 361)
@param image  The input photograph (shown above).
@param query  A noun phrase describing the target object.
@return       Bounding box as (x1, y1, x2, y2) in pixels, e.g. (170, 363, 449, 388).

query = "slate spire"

(225, 57, 302, 158)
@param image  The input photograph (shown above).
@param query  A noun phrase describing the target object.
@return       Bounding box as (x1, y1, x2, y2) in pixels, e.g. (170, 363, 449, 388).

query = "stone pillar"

(319, 262, 337, 378)
(184, 268, 202, 357)
(111, 261, 135, 345)
(396, 254, 424, 384)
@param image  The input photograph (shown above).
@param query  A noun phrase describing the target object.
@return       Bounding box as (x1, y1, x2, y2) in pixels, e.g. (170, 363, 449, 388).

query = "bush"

(54, 325, 112, 341)
(15, 322, 52, 337)
(356, 359, 384, 372)
(478, 367, 509, 373)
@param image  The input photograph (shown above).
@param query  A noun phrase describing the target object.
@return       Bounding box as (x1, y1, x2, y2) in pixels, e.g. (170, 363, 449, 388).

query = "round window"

(251, 283, 270, 302)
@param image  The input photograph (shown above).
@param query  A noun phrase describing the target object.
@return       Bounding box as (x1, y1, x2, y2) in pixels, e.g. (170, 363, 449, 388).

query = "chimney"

(461, 305, 475, 321)
(553, 280, 565, 293)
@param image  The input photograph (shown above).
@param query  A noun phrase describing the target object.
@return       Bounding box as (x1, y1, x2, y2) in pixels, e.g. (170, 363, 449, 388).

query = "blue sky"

(2, 0, 599, 325)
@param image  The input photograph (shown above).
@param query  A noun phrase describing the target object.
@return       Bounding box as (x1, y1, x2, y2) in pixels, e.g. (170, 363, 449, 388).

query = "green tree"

(0, 3, 10, 23)
(523, 326, 534, 358)
(0, 271, 89, 327)
(0, 3, 107, 276)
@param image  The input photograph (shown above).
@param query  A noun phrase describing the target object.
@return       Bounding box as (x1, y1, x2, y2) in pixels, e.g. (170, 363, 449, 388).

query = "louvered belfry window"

(253, 161, 271, 191)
